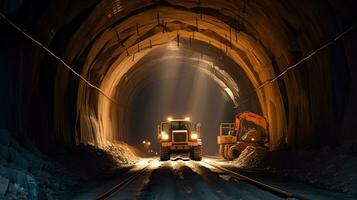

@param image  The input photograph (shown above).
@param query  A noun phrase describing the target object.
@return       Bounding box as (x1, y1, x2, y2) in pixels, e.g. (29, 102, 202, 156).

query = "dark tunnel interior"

(115, 41, 261, 154)
(124, 61, 237, 155)
(0, 0, 356, 199)
(1, 0, 355, 151)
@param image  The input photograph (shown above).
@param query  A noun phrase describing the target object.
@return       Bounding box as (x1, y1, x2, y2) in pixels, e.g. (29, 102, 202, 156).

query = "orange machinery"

(217, 112, 269, 160)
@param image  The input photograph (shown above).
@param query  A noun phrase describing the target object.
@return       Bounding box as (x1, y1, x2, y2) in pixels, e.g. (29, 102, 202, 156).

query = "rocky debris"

(50, 141, 138, 184)
(0, 128, 139, 199)
(260, 148, 357, 195)
(0, 129, 77, 200)
(102, 141, 137, 164)
(73, 143, 136, 173)
(232, 146, 267, 169)
(0, 167, 38, 200)
(0, 129, 40, 199)
(0, 176, 9, 197)
(4, 183, 28, 200)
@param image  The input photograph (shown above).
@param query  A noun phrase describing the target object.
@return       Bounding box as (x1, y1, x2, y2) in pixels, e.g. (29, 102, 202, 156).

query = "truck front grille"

(173, 132, 187, 142)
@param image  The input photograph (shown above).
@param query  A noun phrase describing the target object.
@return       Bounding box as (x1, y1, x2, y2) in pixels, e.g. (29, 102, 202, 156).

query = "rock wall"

(0, 0, 356, 153)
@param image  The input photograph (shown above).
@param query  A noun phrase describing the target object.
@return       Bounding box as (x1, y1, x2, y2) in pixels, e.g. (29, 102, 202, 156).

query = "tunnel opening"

(134, 66, 234, 154)
(0, 0, 355, 154)
(64, 2, 287, 151)
(121, 60, 237, 155)
(0, 0, 357, 199)
(112, 41, 262, 155)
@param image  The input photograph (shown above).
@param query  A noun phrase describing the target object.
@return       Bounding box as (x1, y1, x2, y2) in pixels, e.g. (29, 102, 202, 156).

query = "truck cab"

(157, 117, 202, 161)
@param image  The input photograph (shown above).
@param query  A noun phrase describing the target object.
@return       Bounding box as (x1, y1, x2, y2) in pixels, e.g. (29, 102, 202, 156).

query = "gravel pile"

(233, 146, 267, 169)
(102, 141, 137, 165)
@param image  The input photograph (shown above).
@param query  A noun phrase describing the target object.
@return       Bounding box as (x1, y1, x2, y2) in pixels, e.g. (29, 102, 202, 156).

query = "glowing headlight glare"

(161, 132, 169, 140)
(184, 117, 190, 121)
(162, 134, 169, 140)
(251, 137, 255, 141)
(167, 117, 173, 121)
(190, 133, 198, 140)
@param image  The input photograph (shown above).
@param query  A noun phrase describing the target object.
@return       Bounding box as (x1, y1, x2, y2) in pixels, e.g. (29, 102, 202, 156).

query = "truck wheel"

(191, 146, 202, 161)
(223, 145, 233, 160)
(228, 145, 241, 160)
(160, 147, 170, 161)
(189, 151, 194, 160)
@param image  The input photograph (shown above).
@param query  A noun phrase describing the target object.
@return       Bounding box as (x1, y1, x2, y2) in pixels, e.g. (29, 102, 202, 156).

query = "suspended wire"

(1, 11, 356, 108)
(237, 22, 356, 107)
(257, 22, 356, 90)
(0, 12, 118, 104)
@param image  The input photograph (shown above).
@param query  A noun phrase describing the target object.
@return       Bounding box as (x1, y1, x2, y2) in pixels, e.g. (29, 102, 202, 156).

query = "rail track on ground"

(95, 161, 152, 200)
(95, 158, 309, 200)
(202, 160, 309, 200)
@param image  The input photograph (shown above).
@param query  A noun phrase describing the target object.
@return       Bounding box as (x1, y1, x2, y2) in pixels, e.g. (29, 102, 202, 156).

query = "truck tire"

(189, 151, 194, 160)
(160, 147, 170, 161)
(228, 145, 241, 160)
(191, 146, 202, 161)
(223, 145, 233, 160)
(220, 144, 229, 160)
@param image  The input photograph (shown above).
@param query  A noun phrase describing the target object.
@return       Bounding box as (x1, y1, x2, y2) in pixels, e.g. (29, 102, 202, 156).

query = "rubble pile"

(102, 141, 137, 165)
(233, 146, 267, 169)
(0, 128, 139, 199)
(0, 129, 76, 200)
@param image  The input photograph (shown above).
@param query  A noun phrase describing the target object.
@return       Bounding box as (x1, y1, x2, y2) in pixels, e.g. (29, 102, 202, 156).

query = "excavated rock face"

(0, 0, 356, 152)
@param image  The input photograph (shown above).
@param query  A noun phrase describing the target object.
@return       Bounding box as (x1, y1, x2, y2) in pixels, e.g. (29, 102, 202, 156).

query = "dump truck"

(157, 117, 202, 161)
(217, 112, 269, 160)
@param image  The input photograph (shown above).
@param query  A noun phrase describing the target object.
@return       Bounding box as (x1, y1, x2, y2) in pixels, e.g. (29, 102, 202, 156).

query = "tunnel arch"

(112, 43, 263, 144)
(62, 2, 286, 150)
(13, 0, 354, 152)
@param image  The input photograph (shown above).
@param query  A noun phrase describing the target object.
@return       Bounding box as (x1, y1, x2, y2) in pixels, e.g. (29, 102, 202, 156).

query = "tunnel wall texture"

(0, 0, 356, 153)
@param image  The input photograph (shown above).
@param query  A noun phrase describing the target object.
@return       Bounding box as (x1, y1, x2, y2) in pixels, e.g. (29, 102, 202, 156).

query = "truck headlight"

(190, 133, 198, 140)
(161, 132, 169, 140)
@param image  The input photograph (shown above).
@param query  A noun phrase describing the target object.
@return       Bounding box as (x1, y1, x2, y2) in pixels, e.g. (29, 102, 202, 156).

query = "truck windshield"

(171, 121, 191, 130)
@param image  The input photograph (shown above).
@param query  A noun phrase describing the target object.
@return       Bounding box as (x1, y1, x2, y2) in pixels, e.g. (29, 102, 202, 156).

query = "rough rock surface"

(0, 129, 79, 199)
(103, 141, 138, 164)
(259, 148, 357, 195)
(0, 176, 9, 197)
(232, 146, 267, 169)
(231, 146, 357, 195)
(0, 129, 138, 199)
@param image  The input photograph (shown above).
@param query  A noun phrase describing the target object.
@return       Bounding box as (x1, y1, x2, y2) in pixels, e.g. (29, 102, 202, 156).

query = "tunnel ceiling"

(113, 42, 262, 142)
(115, 40, 258, 108)
(10, 0, 356, 151)
(64, 0, 284, 148)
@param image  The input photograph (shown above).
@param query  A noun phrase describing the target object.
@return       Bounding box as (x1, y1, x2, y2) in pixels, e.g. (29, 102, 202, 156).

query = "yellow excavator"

(217, 112, 269, 160)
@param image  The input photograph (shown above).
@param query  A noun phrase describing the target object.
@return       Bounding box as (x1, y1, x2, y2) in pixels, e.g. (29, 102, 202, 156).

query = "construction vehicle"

(157, 117, 202, 161)
(217, 112, 269, 160)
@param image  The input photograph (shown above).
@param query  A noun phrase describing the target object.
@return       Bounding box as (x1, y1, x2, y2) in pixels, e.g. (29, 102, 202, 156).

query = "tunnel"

(0, 0, 356, 199)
